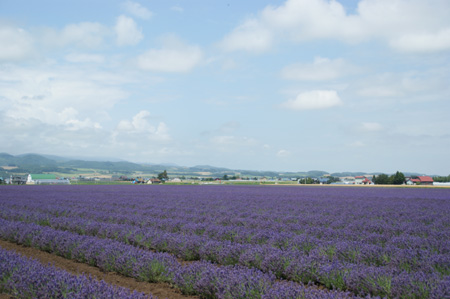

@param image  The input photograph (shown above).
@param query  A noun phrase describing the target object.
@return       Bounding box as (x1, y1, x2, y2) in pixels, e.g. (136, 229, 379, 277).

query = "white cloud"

(171, 6, 184, 12)
(281, 90, 343, 110)
(219, 19, 272, 52)
(58, 107, 102, 131)
(115, 15, 143, 46)
(122, 1, 153, 20)
(222, 58, 238, 70)
(219, 121, 240, 134)
(219, 0, 450, 53)
(42, 22, 109, 49)
(0, 65, 128, 128)
(209, 135, 259, 153)
(65, 53, 105, 63)
(276, 149, 290, 157)
(211, 135, 256, 146)
(137, 35, 203, 72)
(0, 25, 34, 61)
(361, 122, 383, 132)
(115, 110, 171, 141)
(281, 57, 352, 81)
(349, 141, 365, 147)
(261, 0, 364, 42)
(358, 0, 450, 53)
(355, 71, 445, 100)
(390, 28, 450, 53)
(0, 113, 109, 156)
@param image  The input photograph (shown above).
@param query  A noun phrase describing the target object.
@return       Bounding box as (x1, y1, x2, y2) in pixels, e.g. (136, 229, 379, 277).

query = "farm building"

(406, 178, 420, 185)
(362, 178, 372, 185)
(27, 174, 70, 185)
(417, 176, 434, 185)
(405, 176, 434, 185)
(147, 178, 162, 184)
(354, 176, 365, 184)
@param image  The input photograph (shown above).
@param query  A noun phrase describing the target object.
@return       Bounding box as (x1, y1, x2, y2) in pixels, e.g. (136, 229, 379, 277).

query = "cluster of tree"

(433, 175, 450, 182)
(222, 174, 240, 180)
(298, 177, 317, 184)
(298, 176, 340, 184)
(157, 170, 169, 181)
(373, 171, 405, 185)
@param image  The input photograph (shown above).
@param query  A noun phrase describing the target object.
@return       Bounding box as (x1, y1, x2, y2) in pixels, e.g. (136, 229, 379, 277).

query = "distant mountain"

(1, 153, 57, 167)
(0, 153, 438, 178)
(330, 172, 373, 177)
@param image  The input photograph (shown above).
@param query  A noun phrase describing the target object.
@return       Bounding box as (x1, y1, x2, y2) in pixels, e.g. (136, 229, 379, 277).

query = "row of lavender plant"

(2, 204, 449, 271)
(3, 186, 449, 268)
(5, 200, 449, 252)
(0, 218, 355, 299)
(2, 185, 450, 295)
(2, 204, 450, 298)
(2, 186, 448, 249)
(1, 185, 449, 298)
(0, 246, 153, 299)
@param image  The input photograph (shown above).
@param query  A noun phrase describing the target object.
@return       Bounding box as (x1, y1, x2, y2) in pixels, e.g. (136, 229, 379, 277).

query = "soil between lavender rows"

(0, 239, 196, 299)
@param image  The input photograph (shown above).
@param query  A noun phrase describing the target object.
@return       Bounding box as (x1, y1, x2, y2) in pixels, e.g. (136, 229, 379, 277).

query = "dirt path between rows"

(0, 239, 196, 299)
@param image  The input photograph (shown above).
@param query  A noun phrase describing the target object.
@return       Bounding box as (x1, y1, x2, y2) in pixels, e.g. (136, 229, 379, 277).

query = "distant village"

(1, 172, 449, 186)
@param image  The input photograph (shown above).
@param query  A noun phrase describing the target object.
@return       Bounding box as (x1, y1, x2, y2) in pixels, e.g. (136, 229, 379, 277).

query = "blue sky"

(1, 0, 449, 175)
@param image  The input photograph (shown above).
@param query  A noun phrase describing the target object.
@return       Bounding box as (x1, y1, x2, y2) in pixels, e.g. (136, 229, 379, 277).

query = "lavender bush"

(0, 247, 153, 298)
(1, 184, 449, 298)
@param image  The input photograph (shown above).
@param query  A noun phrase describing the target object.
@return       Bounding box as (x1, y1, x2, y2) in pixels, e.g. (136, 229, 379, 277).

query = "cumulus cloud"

(281, 90, 343, 110)
(115, 15, 143, 46)
(349, 141, 365, 147)
(0, 25, 34, 61)
(42, 22, 109, 49)
(137, 35, 203, 72)
(57, 107, 102, 131)
(171, 6, 184, 12)
(0, 113, 109, 156)
(115, 110, 171, 141)
(361, 122, 383, 132)
(209, 135, 259, 154)
(355, 71, 444, 100)
(211, 135, 257, 146)
(261, 0, 364, 42)
(0, 65, 127, 128)
(122, 1, 153, 19)
(281, 57, 352, 81)
(219, 0, 450, 53)
(390, 28, 450, 53)
(65, 53, 105, 63)
(276, 149, 290, 157)
(219, 19, 273, 52)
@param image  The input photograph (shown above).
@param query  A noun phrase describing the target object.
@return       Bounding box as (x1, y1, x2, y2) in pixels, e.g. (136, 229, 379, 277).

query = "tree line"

(433, 175, 450, 182)
(372, 171, 406, 185)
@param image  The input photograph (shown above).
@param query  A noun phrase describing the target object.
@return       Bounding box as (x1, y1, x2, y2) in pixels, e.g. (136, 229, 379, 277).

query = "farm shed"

(27, 174, 70, 185)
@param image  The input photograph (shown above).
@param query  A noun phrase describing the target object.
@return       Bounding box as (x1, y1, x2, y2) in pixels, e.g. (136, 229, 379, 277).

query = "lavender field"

(1, 185, 449, 298)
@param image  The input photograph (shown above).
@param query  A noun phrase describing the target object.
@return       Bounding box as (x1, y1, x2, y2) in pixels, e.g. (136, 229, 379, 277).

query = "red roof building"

(362, 178, 372, 184)
(418, 176, 434, 185)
